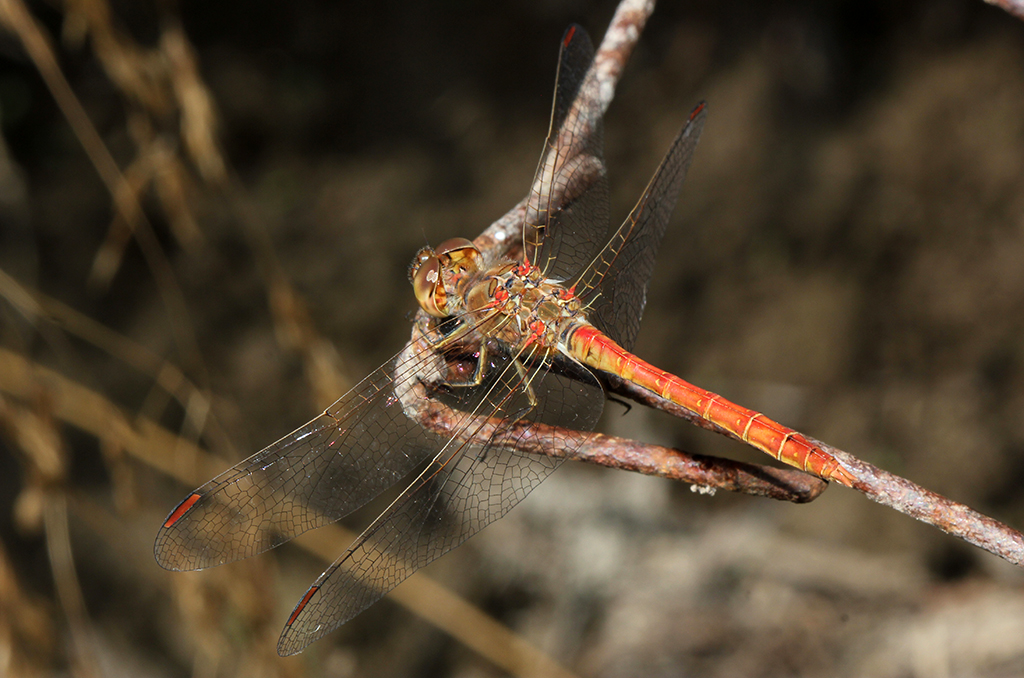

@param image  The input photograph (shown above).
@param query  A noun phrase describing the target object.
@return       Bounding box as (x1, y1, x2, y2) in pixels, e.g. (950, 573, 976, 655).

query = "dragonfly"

(155, 24, 856, 656)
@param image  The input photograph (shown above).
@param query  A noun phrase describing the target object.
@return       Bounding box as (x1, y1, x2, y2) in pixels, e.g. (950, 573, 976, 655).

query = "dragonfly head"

(409, 238, 481, 318)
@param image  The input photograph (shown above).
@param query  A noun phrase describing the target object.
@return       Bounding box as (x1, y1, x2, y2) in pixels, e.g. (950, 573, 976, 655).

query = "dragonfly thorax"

(463, 262, 588, 354)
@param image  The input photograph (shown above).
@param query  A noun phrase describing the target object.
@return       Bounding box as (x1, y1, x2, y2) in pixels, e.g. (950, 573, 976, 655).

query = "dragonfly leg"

(513, 358, 540, 411)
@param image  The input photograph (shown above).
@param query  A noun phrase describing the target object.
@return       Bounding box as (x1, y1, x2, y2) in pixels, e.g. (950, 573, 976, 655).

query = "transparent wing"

(523, 24, 610, 283)
(155, 335, 471, 571)
(574, 102, 707, 350)
(276, 346, 605, 655)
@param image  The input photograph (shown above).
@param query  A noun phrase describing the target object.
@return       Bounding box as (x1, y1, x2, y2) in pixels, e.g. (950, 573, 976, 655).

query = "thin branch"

(422, 395, 828, 504)
(402, 0, 1024, 568)
(818, 441, 1024, 565)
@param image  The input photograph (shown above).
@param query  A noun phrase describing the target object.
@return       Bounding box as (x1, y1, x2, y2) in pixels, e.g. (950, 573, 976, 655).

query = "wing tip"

(155, 492, 205, 571)
(562, 24, 577, 48)
(688, 100, 709, 124)
(277, 584, 321, 656)
(153, 538, 189, 571)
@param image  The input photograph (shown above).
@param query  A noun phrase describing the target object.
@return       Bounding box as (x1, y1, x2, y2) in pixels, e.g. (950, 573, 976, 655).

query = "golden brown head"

(408, 238, 481, 317)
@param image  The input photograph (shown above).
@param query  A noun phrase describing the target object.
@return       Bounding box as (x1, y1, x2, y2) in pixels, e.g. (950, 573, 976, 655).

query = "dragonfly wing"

(155, 341, 462, 571)
(577, 102, 707, 351)
(276, 354, 605, 655)
(523, 24, 610, 283)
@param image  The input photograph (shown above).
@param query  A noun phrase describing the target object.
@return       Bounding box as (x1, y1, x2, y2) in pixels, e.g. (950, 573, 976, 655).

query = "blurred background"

(2, 0, 1024, 676)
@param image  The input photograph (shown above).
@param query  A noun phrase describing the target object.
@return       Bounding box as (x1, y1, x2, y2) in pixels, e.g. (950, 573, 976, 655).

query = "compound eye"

(411, 252, 448, 317)
(408, 246, 435, 283)
(435, 238, 481, 272)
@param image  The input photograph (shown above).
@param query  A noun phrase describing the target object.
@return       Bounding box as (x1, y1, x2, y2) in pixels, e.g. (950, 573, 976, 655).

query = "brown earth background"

(2, 0, 1024, 676)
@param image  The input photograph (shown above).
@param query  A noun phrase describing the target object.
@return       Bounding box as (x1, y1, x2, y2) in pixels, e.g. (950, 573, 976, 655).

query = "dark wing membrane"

(575, 102, 707, 351)
(276, 349, 605, 655)
(523, 24, 610, 283)
(154, 339, 461, 571)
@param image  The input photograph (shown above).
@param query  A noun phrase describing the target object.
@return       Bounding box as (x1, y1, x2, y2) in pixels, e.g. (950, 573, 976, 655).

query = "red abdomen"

(569, 324, 855, 486)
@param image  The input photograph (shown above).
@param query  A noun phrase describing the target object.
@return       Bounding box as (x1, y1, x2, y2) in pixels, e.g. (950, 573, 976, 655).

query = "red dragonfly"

(155, 25, 855, 656)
